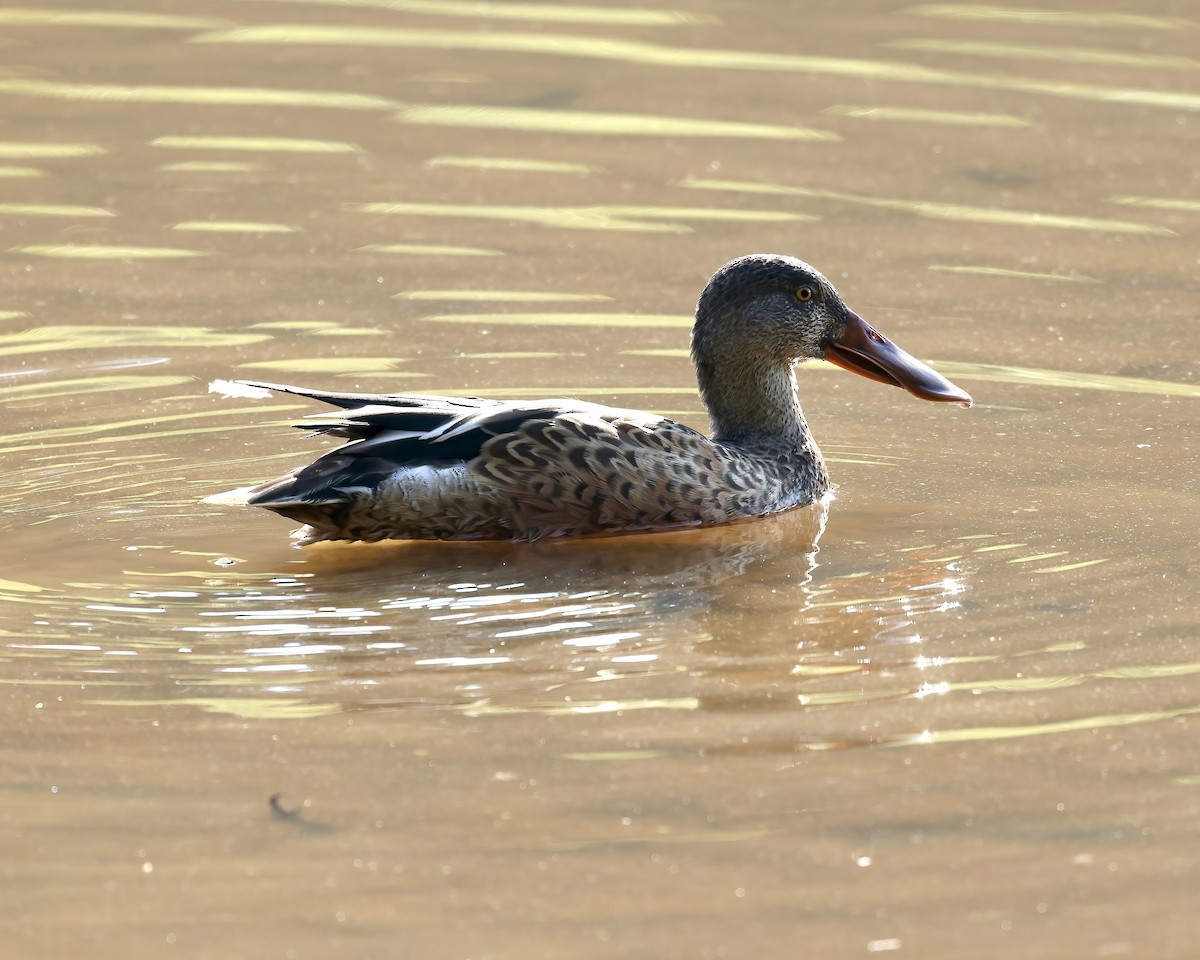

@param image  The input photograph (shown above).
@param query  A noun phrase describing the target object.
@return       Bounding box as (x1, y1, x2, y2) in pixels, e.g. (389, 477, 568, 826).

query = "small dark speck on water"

(269, 792, 300, 820)
(269, 793, 335, 833)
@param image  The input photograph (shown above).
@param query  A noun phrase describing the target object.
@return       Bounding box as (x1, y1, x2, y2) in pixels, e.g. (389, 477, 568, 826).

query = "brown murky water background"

(3, 1, 1199, 957)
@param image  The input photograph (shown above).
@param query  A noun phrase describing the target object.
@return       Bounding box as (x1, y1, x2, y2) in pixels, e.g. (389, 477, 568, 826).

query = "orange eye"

(795, 286, 814, 302)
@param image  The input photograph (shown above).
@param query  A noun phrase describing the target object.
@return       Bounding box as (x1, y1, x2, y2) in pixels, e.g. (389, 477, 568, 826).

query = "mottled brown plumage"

(206, 254, 971, 544)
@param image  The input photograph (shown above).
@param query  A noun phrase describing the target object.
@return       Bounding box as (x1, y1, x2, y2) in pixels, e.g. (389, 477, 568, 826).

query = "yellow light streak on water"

(0, 142, 105, 158)
(395, 103, 837, 140)
(885, 38, 1199, 70)
(1032, 559, 1110, 574)
(462, 352, 563, 360)
(1107, 196, 1200, 211)
(798, 661, 1200, 709)
(246, 321, 381, 335)
(0, 167, 39, 177)
(0, 7, 232, 28)
(0, 578, 42, 593)
(397, 291, 610, 302)
(99, 697, 341, 719)
(888, 703, 1200, 748)
(237, 358, 411, 374)
(900, 4, 1195, 30)
(10, 244, 208, 259)
(159, 161, 262, 172)
(679, 177, 1173, 235)
(152, 135, 360, 152)
(929, 264, 1100, 283)
(357, 244, 504, 256)
(0, 79, 396, 110)
(822, 104, 1028, 126)
(352, 201, 811, 233)
(173, 221, 298, 233)
(221, 0, 710, 26)
(790, 664, 863, 677)
(461, 697, 700, 717)
(118, 568, 290, 581)
(0, 203, 112, 217)
(427, 156, 598, 174)
(932, 361, 1200, 398)
(995, 76, 1200, 112)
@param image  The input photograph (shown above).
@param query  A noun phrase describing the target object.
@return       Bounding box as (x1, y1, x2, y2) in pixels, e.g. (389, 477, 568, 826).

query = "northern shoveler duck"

(207, 254, 971, 544)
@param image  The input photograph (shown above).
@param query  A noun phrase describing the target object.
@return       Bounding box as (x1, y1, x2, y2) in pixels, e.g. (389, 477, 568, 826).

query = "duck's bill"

(824, 309, 973, 407)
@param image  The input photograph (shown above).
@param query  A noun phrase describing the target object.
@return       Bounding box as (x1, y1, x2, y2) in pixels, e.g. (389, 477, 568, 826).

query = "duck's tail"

(200, 485, 258, 507)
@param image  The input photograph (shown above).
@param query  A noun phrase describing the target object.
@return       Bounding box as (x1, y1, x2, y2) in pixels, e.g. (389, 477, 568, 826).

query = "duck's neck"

(692, 343, 815, 453)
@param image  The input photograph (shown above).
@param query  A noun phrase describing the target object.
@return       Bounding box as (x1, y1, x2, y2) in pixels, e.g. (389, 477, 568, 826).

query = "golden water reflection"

(0, 142, 106, 157)
(352, 201, 811, 233)
(0, 78, 397, 110)
(901, 3, 1195, 31)
(426, 155, 599, 174)
(151, 135, 361, 152)
(928, 264, 1101, 283)
(11, 244, 209, 258)
(821, 104, 1028, 126)
(357, 243, 504, 257)
(0, 8, 231, 29)
(0, 203, 112, 217)
(223, 0, 713, 27)
(393, 103, 837, 140)
(678, 177, 1174, 235)
(885, 38, 1200, 71)
(173, 221, 298, 233)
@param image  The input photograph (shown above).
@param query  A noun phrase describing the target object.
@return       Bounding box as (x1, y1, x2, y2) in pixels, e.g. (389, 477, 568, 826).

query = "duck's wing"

(470, 411, 765, 535)
(233, 381, 648, 507)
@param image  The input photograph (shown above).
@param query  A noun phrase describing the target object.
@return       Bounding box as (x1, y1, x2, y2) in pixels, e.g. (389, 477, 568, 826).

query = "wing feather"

(470, 412, 764, 534)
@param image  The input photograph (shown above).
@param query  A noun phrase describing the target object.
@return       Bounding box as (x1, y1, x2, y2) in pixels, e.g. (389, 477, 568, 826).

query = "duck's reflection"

(296, 497, 827, 595)
(185, 503, 832, 685)
(211, 496, 970, 679)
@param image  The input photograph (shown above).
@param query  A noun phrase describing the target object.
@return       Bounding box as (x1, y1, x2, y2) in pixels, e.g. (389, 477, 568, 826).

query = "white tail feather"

(201, 485, 257, 506)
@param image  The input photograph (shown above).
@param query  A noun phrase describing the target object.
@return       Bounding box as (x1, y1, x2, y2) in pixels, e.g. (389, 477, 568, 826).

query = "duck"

(206, 254, 971, 544)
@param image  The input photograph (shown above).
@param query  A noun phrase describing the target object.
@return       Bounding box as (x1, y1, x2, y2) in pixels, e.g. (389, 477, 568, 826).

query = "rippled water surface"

(3, 1, 1199, 957)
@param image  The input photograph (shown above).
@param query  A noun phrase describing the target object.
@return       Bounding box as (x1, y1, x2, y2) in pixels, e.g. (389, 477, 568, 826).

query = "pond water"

(3, 1, 1199, 957)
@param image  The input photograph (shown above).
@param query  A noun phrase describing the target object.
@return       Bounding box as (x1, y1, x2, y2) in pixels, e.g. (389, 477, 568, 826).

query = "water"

(3, 2, 1199, 957)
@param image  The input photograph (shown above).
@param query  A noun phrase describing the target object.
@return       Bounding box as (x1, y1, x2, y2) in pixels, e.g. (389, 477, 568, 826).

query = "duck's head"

(694, 254, 972, 407)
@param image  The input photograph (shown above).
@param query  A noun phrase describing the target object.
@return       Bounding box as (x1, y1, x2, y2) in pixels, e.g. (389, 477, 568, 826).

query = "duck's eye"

(795, 286, 814, 302)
